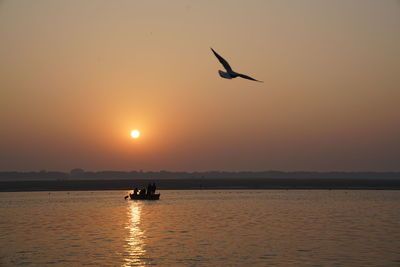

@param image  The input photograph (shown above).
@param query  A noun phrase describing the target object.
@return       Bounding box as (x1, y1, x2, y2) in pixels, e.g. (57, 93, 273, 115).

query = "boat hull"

(129, 193, 160, 200)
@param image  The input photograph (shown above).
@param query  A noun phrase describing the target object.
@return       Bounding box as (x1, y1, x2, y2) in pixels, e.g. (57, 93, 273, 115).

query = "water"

(1, 190, 399, 266)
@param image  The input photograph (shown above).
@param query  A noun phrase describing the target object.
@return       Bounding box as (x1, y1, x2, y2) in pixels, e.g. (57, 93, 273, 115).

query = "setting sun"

(130, 130, 140, 139)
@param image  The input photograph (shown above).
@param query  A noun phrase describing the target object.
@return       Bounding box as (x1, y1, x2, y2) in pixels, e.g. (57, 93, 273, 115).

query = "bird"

(210, 47, 263, 82)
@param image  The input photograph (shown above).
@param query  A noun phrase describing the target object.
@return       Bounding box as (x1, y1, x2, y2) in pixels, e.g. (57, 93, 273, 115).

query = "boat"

(129, 193, 160, 200)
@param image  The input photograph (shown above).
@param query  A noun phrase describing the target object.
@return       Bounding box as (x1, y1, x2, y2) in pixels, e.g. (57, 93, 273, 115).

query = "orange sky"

(1, 0, 399, 171)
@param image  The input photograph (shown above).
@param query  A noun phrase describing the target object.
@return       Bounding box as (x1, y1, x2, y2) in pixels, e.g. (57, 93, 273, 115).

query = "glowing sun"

(130, 129, 140, 139)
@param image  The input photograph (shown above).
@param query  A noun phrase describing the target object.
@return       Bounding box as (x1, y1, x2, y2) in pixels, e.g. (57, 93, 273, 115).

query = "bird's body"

(211, 48, 262, 82)
(218, 70, 233, 79)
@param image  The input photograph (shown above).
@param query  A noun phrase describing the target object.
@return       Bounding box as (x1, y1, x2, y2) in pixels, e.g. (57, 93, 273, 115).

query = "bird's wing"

(211, 48, 233, 72)
(237, 73, 263, 82)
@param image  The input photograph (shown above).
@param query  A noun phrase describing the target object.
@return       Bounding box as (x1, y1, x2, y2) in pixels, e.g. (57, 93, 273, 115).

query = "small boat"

(129, 193, 160, 200)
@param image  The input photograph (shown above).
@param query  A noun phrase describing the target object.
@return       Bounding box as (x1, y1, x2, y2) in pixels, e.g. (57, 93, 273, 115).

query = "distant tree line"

(0, 170, 399, 181)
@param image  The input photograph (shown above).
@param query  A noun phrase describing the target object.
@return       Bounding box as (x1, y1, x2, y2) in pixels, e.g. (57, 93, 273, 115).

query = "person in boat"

(139, 188, 146, 196)
(147, 183, 152, 196)
(152, 182, 156, 194)
(133, 187, 138, 195)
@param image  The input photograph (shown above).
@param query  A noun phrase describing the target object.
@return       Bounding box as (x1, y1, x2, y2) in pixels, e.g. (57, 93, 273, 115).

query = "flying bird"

(211, 48, 263, 82)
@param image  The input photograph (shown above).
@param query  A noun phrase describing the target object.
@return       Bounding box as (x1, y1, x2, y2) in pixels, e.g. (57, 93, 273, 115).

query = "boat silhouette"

(129, 193, 160, 200)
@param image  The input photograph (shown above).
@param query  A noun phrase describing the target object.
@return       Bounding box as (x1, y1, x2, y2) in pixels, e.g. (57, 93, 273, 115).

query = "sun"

(130, 129, 140, 139)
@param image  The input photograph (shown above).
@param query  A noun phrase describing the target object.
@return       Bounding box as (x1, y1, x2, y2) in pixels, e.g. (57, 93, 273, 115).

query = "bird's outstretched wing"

(237, 73, 263, 82)
(211, 48, 232, 72)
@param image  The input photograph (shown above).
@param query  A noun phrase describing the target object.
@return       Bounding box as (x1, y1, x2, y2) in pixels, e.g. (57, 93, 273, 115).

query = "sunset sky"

(1, 0, 399, 172)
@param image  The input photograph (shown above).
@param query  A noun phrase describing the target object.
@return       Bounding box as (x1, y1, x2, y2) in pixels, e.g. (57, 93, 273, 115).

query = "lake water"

(1, 190, 399, 266)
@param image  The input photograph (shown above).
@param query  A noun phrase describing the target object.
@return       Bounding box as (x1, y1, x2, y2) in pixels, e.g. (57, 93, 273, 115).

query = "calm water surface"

(1, 190, 399, 266)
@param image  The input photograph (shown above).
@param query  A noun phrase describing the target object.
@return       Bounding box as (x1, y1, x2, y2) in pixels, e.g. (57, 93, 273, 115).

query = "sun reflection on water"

(123, 202, 147, 267)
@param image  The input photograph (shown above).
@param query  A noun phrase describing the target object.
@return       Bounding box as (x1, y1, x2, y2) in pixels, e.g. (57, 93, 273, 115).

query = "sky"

(1, 0, 399, 172)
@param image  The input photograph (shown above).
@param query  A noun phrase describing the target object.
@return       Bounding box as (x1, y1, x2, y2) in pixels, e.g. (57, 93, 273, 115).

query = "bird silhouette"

(211, 48, 263, 82)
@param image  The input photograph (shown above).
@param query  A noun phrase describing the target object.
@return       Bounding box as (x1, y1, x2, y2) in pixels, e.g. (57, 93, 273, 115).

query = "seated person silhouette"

(139, 188, 146, 196)
(133, 187, 138, 195)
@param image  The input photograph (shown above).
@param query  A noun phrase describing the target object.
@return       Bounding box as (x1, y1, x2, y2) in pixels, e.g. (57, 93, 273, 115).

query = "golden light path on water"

(123, 202, 147, 267)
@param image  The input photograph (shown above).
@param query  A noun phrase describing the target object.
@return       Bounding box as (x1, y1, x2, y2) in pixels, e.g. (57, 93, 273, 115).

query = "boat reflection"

(123, 202, 147, 267)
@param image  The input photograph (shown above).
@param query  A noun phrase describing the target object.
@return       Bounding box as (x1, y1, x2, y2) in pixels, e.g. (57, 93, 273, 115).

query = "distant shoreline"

(1, 178, 400, 192)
